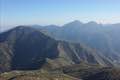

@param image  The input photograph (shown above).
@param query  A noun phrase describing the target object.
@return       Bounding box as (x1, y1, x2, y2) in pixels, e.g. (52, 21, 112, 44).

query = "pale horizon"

(1, 0, 120, 31)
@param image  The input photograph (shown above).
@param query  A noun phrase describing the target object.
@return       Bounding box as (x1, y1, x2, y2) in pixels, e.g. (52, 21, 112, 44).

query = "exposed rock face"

(0, 26, 120, 80)
(32, 21, 120, 66)
(0, 26, 119, 72)
(0, 26, 59, 71)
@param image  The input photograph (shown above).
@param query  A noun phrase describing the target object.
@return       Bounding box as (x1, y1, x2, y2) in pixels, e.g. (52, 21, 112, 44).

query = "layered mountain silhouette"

(0, 24, 120, 80)
(0, 26, 59, 71)
(32, 21, 120, 67)
(0, 25, 119, 72)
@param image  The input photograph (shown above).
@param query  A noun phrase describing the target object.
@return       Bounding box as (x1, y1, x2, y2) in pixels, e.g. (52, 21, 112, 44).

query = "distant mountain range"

(0, 26, 115, 71)
(31, 20, 120, 66)
(0, 21, 120, 80)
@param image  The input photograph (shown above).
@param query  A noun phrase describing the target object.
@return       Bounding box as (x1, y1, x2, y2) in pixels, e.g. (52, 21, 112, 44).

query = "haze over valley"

(0, 0, 120, 80)
(0, 21, 120, 80)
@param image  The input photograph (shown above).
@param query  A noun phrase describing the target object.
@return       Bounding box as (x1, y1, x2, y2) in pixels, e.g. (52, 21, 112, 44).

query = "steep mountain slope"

(0, 26, 120, 80)
(0, 26, 117, 73)
(32, 21, 120, 66)
(0, 43, 12, 72)
(0, 26, 59, 71)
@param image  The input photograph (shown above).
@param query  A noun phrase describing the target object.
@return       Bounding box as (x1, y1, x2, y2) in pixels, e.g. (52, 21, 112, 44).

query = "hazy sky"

(0, 0, 120, 30)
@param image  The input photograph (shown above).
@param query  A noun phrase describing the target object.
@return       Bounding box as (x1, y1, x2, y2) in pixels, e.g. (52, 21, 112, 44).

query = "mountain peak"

(87, 21, 98, 25)
(45, 24, 59, 28)
(8, 26, 40, 34)
(71, 20, 82, 23)
(14, 26, 31, 30)
(64, 20, 83, 27)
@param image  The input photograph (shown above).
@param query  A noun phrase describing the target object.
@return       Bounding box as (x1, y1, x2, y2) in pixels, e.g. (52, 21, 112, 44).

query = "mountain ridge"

(0, 25, 120, 80)
(0, 26, 118, 73)
(31, 20, 120, 67)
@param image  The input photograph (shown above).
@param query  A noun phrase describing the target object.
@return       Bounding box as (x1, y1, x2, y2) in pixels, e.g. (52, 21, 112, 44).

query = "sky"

(0, 0, 120, 31)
